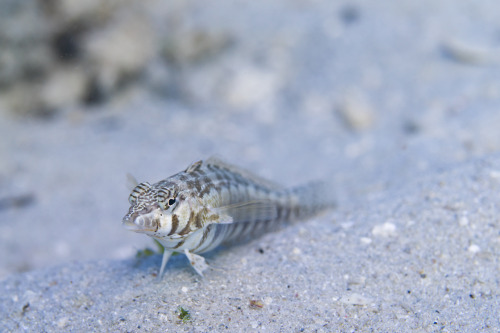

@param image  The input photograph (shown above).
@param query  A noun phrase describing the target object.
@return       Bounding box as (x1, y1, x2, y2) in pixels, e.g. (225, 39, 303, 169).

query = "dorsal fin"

(204, 156, 283, 190)
(185, 160, 203, 173)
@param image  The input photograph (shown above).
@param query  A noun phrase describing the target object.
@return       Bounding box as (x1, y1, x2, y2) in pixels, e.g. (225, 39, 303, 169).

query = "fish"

(122, 157, 334, 277)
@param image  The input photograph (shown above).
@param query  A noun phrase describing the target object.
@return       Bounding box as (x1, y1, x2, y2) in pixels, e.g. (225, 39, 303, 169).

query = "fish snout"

(122, 205, 161, 233)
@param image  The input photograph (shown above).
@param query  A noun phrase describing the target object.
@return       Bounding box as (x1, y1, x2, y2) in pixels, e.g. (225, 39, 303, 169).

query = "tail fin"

(283, 181, 336, 221)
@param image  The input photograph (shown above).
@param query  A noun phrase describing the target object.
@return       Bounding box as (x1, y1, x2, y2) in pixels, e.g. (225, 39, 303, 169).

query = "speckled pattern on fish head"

(122, 160, 220, 242)
(122, 179, 184, 237)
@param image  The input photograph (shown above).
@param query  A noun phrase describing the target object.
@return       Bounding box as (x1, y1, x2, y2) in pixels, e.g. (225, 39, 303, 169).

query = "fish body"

(122, 157, 333, 277)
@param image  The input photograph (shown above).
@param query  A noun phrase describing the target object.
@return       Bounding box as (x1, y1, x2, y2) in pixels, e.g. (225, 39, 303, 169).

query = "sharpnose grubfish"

(122, 157, 334, 277)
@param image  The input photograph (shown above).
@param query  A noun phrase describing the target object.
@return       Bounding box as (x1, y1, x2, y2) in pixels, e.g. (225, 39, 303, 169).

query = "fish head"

(122, 181, 179, 235)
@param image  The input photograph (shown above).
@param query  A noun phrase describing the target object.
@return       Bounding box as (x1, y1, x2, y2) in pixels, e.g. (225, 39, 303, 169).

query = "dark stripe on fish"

(168, 214, 179, 236)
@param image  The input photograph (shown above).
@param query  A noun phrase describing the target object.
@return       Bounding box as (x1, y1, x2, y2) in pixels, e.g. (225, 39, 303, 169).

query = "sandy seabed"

(1, 0, 500, 331)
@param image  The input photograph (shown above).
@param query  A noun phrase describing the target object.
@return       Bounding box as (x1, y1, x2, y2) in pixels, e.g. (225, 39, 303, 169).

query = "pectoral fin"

(185, 250, 209, 276)
(158, 250, 172, 280)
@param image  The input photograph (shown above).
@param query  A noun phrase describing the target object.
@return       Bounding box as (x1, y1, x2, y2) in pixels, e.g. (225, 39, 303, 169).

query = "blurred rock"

(0, 65, 87, 117)
(159, 23, 234, 103)
(0, 0, 235, 116)
(42, 0, 124, 26)
(41, 66, 89, 110)
(221, 64, 281, 110)
(162, 26, 232, 66)
(1, 82, 49, 118)
(0, 0, 53, 87)
(442, 38, 500, 65)
(83, 9, 158, 100)
(337, 91, 375, 131)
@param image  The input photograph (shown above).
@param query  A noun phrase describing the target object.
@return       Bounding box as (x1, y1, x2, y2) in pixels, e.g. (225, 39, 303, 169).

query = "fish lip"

(122, 220, 157, 233)
(122, 219, 141, 231)
(122, 212, 159, 233)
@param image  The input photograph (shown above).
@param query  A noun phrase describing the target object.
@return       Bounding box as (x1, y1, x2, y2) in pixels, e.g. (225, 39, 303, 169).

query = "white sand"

(1, 0, 500, 331)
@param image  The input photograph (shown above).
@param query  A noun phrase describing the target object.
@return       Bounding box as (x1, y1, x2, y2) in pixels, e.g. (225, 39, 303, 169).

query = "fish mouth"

(122, 219, 143, 231)
(122, 212, 159, 233)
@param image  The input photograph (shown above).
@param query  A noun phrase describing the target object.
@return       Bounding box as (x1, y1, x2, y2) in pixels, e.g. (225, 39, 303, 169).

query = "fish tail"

(281, 181, 335, 221)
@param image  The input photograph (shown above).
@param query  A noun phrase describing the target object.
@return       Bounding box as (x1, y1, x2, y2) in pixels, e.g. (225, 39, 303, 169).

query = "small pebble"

(360, 237, 372, 245)
(337, 93, 375, 131)
(458, 216, 469, 226)
(264, 297, 273, 305)
(338, 293, 372, 306)
(372, 222, 397, 237)
(249, 300, 264, 309)
(442, 38, 497, 65)
(468, 244, 480, 253)
(341, 221, 354, 229)
(57, 317, 69, 328)
(490, 170, 500, 179)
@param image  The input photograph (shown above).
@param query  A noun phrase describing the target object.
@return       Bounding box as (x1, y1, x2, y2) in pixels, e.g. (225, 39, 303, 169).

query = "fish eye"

(157, 188, 174, 210)
(168, 198, 176, 206)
